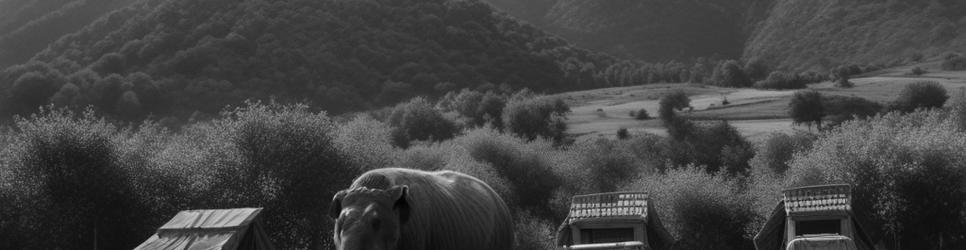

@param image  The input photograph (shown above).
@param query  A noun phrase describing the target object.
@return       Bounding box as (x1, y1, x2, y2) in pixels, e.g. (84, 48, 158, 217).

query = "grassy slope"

(563, 61, 966, 142)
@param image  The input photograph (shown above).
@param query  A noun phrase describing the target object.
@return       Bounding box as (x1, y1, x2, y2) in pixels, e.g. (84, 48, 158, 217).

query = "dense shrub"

(513, 212, 556, 250)
(743, 59, 770, 82)
(753, 71, 806, 90)
(444, 89, 508, 128)
(710, 60, 752, 87)
(502, 91, 570, 142)
(215, 102, 359, 249)
(888, 81, 948, 112)
(335, 115, 396, 170)
(832, 64, 861, 88)
(909, 67, 927, 76)
(823, 95, 883, 127)
(632, 108, 650, 120)
(942, 53, 966, 71)
(658, 90, 691, 124)
(789, 91, 825, 130)
(786, 110, 966, 249)
(3, 107, 147, 249)
(458, 128, 563, 217)
(624, 168, 755, 250)
(748, 132, 816, 175)
(616, 128, 630, 139)
(574, 139, 649, 192)
(388, 97, 459, 147)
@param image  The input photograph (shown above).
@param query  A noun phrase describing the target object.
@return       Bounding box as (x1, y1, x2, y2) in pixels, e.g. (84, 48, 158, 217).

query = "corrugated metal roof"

(566, 192, 649, 222)
(783, 184, 851, 215)
(134, 208, 275, 250)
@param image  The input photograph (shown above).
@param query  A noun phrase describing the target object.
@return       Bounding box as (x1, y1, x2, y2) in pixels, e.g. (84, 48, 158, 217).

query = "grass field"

(561, 64, 966, 142)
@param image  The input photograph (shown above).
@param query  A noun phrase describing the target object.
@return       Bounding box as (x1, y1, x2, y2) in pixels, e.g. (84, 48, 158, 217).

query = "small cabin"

(555, 192, 672, 250)
(754, 184, 879, 250)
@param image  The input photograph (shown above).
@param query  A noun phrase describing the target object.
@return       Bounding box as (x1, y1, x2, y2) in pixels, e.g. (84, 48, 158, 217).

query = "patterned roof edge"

(783, 184, 852, 215)
(566, 191, 649, 222)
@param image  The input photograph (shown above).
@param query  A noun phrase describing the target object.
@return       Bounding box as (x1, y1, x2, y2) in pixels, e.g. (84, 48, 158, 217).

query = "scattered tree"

(789, 91, 825, 130)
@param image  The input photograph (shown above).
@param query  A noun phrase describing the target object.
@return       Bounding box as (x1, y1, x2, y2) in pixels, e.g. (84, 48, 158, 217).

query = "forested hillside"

(745, 0, 966, 71)
(0, 0, 615, 121)
(0, 0, 136, 67)
(484, 0, 966, 71)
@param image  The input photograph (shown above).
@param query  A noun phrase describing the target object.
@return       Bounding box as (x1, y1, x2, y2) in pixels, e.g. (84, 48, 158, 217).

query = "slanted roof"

(135, 208, 276, 250)
(783, 184, 851, 216)
(565, 192, 649, 224)
(755, 184, 881, 250)
(556, 192, 674, 250)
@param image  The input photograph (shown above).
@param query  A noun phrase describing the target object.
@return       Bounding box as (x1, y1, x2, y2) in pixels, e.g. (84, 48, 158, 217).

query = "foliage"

(214, 102, 359, 248)
(502, 91, 570, 142)
(942, 53, 966, 71)
(786, 110, 966, 249)
(512, 211, 556, 250)
(3, 107, 147, 249)
(388, 97, 458, 148)
(788, 90, 824, 130)
(823, 95, 883, 128)
(710, 60, 752, 87)
(616, 128, 629, 139)
(0, 0, 615, 120)
(624, 168, 755, 250)
(753, 71, 807, 90)
(574, 139, 649, 192)
(909, 66, 927, 76)
(631, 108, 650, 120)
(335, 115, 396, 170)
(444, 89, 507, 128)
(888, 81, 948, 113)
(458, 128, 563, 217)
(743, 58, 770, 82)
(748, 132, 816, 175)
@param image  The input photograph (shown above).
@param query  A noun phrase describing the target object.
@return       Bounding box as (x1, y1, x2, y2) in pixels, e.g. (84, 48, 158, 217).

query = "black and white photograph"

(1, 0, 965, 249)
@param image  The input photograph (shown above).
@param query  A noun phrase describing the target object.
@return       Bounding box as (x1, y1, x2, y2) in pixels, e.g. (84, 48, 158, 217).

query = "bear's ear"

(389, 185, 410, 225)
(329, 190, 347, 220)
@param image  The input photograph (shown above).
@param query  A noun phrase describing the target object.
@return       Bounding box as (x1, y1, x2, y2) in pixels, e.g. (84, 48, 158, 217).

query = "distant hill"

(0, 0, 135, 67)
(0, 0, 615, 120)
(484, 0, 966, 70)
(745, 0, 966, 71)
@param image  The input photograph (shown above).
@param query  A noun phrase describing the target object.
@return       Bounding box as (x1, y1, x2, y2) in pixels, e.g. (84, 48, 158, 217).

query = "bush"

(616, 128, 630, 139)
(832, 64, 860, 88)
(4, 107, 147, 249)
(942, 53, 966, 71)
(909, 67, 927, 76)
(513, 212, 556, 250)
(335, 115, 396, 170)
(889, 81, 948, 113)
(575, 139, 647, 192)
(662, 120, 754, 175)
(216, 102, 359, 249)
(744, 59, 770, 82)
(710, 60, 752, 87)
(789, 91, 825, 130)
(502, 91, 569, 142)
(786, 110, 966, 249)
(823, 95, 883, 127)
(624, 168, 755, 250)
(748, 132, 816, 175)
(658, 91, 691, 123)
(458, 128, 563, 217)
(388, 97, 459, 147)
(447, 89, 507, 128)
(632, 108, 650, 120)
(753, 71, 807, 90)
